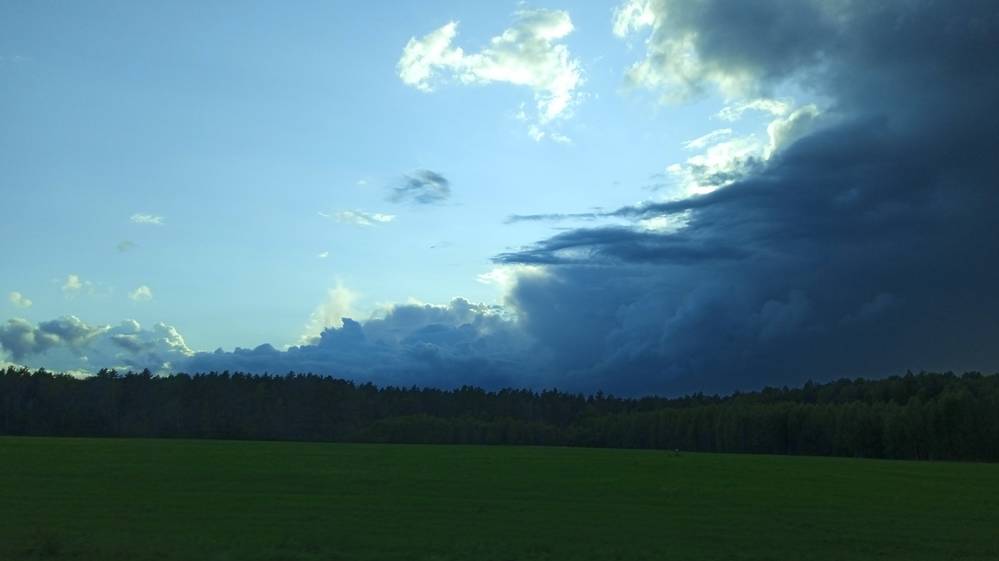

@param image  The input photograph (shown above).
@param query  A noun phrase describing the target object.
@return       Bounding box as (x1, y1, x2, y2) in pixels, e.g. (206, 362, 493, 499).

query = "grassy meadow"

(1, 436, 997, 560)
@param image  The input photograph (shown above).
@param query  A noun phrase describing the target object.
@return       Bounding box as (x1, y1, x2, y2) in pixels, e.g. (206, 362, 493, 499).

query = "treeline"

(1, 367, 998, 461)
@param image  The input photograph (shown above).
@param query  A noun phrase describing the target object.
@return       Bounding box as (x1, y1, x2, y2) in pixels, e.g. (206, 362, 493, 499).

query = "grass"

(1, 437, 998, 560)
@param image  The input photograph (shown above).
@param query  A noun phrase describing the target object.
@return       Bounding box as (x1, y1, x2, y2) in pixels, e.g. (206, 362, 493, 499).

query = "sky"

(2, 0, 998, 395)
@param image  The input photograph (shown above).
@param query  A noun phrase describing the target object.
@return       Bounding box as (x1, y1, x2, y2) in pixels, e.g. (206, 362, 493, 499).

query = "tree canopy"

(2, 367, 997, 461)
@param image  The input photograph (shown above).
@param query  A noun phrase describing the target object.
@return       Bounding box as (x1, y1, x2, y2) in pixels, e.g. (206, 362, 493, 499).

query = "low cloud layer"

(185, 299, 536, 388)
(0, 300, 536, 390)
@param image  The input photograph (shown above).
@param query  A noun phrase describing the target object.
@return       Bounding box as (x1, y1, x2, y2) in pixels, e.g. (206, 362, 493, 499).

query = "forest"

(1, 367, 997, 461)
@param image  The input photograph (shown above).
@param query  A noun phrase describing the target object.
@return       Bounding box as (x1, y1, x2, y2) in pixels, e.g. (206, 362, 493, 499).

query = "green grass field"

(2, 437, 998, 560)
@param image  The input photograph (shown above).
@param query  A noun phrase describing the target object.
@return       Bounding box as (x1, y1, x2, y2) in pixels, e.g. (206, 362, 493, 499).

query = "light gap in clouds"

(298, 283, 357, 345)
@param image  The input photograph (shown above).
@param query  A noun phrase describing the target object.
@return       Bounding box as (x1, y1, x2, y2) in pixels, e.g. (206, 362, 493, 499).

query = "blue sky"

(1, 1, 766, 350)
(5, 1, 992, 394)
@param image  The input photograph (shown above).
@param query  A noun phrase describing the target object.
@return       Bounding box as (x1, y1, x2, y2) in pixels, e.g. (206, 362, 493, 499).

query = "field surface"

(1, 437, 998, 560)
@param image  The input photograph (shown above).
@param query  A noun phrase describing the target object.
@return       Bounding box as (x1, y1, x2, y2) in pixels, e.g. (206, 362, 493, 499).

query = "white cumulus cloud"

(8, 292, 32, 308)
(61, 274, 93, 297)
(129, 285, 153, 302)
(398, 8, 583, 140)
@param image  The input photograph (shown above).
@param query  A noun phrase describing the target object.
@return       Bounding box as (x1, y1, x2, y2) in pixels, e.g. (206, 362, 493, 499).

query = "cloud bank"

(185, 298, 536, 389)
(0, 299, 536, 391)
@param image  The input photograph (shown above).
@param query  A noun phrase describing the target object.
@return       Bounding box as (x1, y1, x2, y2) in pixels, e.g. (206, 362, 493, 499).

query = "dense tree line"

(1, 367, 997, 461)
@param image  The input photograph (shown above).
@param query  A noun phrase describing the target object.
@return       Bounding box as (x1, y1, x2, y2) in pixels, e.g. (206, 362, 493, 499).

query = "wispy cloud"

(320, 210, 396, 227)
(717, 99, 791, 122)
(0, 55, 29, 65)
(130, 213, 164, 226)
(505, 211, 602, 224)
(683, 128, 733, 150)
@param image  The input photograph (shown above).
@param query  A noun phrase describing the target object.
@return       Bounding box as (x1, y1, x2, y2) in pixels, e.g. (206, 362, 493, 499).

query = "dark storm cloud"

(388, 170, 451, 205)
(495, 0, 999, 393)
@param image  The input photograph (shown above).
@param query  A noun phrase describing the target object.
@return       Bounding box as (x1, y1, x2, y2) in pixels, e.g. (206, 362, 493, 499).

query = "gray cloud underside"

(389, 170, 452, 205)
